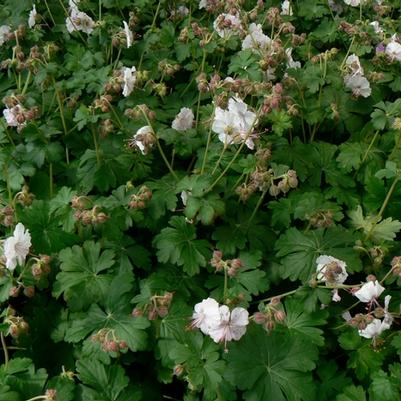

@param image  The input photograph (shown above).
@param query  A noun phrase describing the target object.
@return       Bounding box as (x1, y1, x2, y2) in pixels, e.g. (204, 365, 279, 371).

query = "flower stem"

(211, 144, 227, 176)
(258, 289, 298, 304)
(0, 332, 9, 367)
(246, 189, 267, 230)
(378, 177, 400, 219)
(195, 49, 207, 129)
(91, 125, 101, 166)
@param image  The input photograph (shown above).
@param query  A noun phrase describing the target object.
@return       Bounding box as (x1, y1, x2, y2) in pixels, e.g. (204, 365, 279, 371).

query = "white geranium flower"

(385, 40, 401, 61)
(213, 13, 242, 39)
(345, 54, 364, 76)
(66, 7, 95, 34)
(3, 105, 26, 130)
(191, 298, 221, 334)
(132, 125, 154, 155)
(172, 107, 194, 131)
(354, 280, 385, 303)
(122, 66, 137, 97)
(280, 0, 293, 15)
(208, 305, 249, 345)
(316, 255, 348, 285)
(0, 25, 11, 46)
(369, 21, 383, 34)
(285, 48, 301, 69)
(199, 0, 208, 9)
(344, 0, 362, 6)
(242, 23, 271, 51)
(28, 5, 37, 29)
(344, 74, 371, 98)
(123, 21, 133, 48)
(358, 317, 391, 339)
(3, 223, 31, 271)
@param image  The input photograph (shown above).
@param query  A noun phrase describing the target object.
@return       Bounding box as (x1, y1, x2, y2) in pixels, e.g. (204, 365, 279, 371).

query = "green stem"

(360, 130, 379, 166)
(258, 289, 298, 304)
(53, 79, 70, 164)
(0, 332, 9, 367)
(247, 189, 267, 229)
(25, 396, 47, 401)
(340, 36, 355, 70)
(223, 268, 228, 302)
(43, 0, 56, 25)
(378, 177, 400, 219)
(21, 70, 32, 96)
(200, 126, 213, 175)
(211, 144, 227, 176)
(91, 125, 101, 166)
(49, 163, 53, 198)
(195, 50, 207, 129)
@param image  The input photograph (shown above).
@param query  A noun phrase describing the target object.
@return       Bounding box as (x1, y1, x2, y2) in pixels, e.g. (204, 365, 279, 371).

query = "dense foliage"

(1, 0, 401, 400)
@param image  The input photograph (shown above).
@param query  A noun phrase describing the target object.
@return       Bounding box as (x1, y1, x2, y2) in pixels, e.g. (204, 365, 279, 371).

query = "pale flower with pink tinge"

(242, 23, 271, 51)
(280, 0, 293, 15)
(28, 5, 37, 29)
(344, 74, 371, 98)
(345, 54, 364, 76)
(0, 25, 11, 46)
(123, 21, 133, 48)
(213, 13, 242, 39)
(208, 305, 249, 345)
(385, 40, 401, 61)
(191, 298, 221, 334)
(354, 280, 385, 303)
(122, 66, 137, 97)
(3, 223, 31, 271)
(172, 107, 194, 131)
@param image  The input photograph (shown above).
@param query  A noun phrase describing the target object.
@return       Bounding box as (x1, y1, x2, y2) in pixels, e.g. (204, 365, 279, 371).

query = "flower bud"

(253, 312, 267, 324)
(23, 286, 35, 298)
(274, 310, 286, 322)
(132, 307, 143, 317)
(174, 364, 184, 376)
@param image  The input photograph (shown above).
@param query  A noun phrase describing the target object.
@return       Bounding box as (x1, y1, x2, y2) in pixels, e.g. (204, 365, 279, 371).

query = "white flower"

(280, 0, 293, 16)
(285, 48, 301, 69)
(199, 0, 208, 9)
(3, 223, 31, 271)
(212, 97, 257, 149)
(191, 298, 221, 334)
(344, 0, 362, 6)
(345, 54, 364, 76)
(208, 305, 249, 345)
(172, 107, 194, 131)
(354, 280, 385, 303)
(132, 125, 154, 155)
(358, 318, 390, 339)
(316, 255, 348, 285)
(0, 25, 11, 46)
(3, 105, 26, 130)
(28, 5, 37, 29)
(177, 6, 189, 16)
(123, 21, 133, 48)
(385, 40, 401, 61)
(242, 23, 271, 51)
(66, 7, 95, 34)
(369, 21, 383, 34)
(344, 74, 371, 98)
(122, 66, 137, 97)
(213, 13, 242, 39)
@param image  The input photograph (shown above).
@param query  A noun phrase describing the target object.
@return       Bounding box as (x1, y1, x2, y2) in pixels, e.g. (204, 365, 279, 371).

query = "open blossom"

(123, 21, 133, 48)
(280, 0, 293, 16)
(316, 255, 348, 285)
(344, 74, 371, 98)
(66, 4, 95, 34)
(28, 5, 37, 29)
(345, 54, 364, 76)
(285, 48, 301, 69)
(354, 280, 385, 303)
(344, 0, 363, 5)
(369, 21, 383, 34)
(122, 66, 137, 97)
(242, 23, 271, 51)
(212, 97, 257, 149)
(359, 296, 392, 339)
(0, 25, 11, 46)
(172, 107, 194, 131)
(191, 298, 221, 334)
(3, 223, 31, 271)
(385, 39, 401, 61)
(3, 105, 26, 130)
(130, 125, 155, 155)
(213, 13, 242, 39)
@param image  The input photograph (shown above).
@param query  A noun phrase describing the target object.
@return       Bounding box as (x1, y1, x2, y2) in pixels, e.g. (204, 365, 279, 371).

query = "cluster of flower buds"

(151, 82, 168, 97)
(92, 94, 113, 112)
(15, 185, 35, 206)
(31, 254, 51, 279)
(124, 104, 156, 121)
(266, 7, 283, 27)
(99, 119, 114, 138)
(0, 205, 14, 227)
(391, 256, 401, 277)
(310, 48, 339, 64)
(91, 328, 128, 354)
(369, 246, 386, 268)
(158, 59, 180, 77)
(9, 285, 35, 298)
(132, 292, 174, 321)
(5, 308, 29, 339)
(210, 250, 243, 277)
(253, 297, 286, 332)
(44, 389, 57, 401)
(2, 96, 40, 131)
(71, 196, 108, 225)
(128, 185, 152, 209)
(309, 210, 334, 228)
(348, 313, 375, 331)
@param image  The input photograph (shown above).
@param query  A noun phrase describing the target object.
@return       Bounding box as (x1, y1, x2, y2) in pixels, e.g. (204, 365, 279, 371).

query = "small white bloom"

(191, 298, 221, 334)
(345, 54, 364, 76)
(0, 25, 11, 46)
(242, 23, 271, 51)
(123, 21, 133, 48)
(66, 7, 95, 34)
(280, 0, 293, 16)
(3, 223, 31, 271)
(213, 13, 242, 39)
(180, 190, 191, 206)
(28, 5, 37, 29)
(285, 48, 301, 69)
(332, 289, 341, 302)
(316, 255, 348, 285)
(385, 41, 401, 61)
(358, 318, 390, 339)
(344, 0, 361, 6)
(122, 66, 137, 97)
(208, 305, 249, 345)
(172, 107, 194, 131)
(131, 125, 154, 155)
(177, 5, 189, 16)
(369, 21, 383, 34)
(354, 280, 385, 303)
(199, 0, 208, 9)
(344, 74, 371, 98)
(3, 105, 26, 130)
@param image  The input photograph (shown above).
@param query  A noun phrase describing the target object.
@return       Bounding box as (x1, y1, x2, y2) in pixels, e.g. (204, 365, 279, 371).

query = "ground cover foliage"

(1, 0, 401, 400)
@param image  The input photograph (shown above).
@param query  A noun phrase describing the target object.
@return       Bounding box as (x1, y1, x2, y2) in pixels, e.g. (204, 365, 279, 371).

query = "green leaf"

(53, 241, 115, 310)
(153, 216, 210, 276)
(225, 326, 318, 401)
(336, 385, 366, 401)
(369, 370, 399, 401)
(336, 142, 365, 172)
(275, 227, 361, 282)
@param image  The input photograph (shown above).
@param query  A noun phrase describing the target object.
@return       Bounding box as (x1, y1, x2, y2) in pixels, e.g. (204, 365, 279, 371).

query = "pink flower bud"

(253, 312, 267, 324)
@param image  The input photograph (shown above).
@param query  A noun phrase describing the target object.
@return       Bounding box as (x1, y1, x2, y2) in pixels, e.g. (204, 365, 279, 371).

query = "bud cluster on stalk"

(309, 210, 334, 228)
(71, 196, 108, 225)
(128, 185, 152, 210)
(31, 254, 52, 280)
(132, 291, 174, 321)
(15, 185, 35, 206)
(253, 297, 286, 332)
(91, 328, 128, 354)
(0, 205, 14, 227)
(210, 250, 243, 277)
(5, 308, 29, 339)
